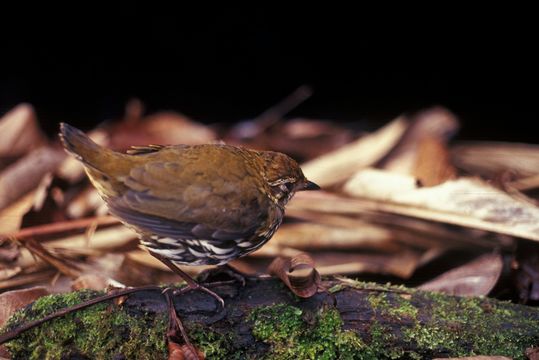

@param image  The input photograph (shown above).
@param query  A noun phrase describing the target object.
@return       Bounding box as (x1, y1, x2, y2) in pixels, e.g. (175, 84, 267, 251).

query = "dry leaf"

(413, 136, 457, 186)
(289, 191, 503, 250)
(419, 253, 503, 296)
(300, 116, 409, 187)
(452, 141, 539, 179)
(343, 169, 539, 242)
(71, 274, 120, 291)
(66, 187, 106, 218)
(0, 269, 56, 291)
(508, 174, 539, 192)
(13, 225, 137, 269)
(0, 266, 22, 281)
(268, 253, 321, 298)
(0, 240, 19, 263)
(0, 147, 65, 210)
(168, 342, 205, 360)
(269, 222, 400, 252)
(18, 238, 81, 278)
(0, 103, 46, 159)
(380, 106, 459, 174)
(0, 192, 36, 234)
(310, 250, 421, 279)
(0, 286, 49, 327)
(108, 111, 215, 151)
(526, 346, 539, 360)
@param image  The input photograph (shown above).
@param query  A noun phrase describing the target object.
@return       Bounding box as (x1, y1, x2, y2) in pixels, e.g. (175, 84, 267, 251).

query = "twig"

(253, 85, 313, 127)
(0, 216, 119, 243)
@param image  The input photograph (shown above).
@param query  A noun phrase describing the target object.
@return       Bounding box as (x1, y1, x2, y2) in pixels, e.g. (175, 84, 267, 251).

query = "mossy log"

(2, 277, 539, 359)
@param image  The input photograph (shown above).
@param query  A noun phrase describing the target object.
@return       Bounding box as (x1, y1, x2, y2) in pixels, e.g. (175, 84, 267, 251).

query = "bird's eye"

(279, 182, 295, 193)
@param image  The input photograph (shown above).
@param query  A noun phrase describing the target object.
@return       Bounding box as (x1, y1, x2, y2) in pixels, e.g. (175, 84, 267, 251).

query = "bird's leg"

(162, 288, 202, 359)
(150, 252, 225, 309)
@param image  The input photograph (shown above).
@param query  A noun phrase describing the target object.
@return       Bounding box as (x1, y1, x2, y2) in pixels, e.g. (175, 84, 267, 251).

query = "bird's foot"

(173, 282, 225, 309)
(197, 263, 258, 287)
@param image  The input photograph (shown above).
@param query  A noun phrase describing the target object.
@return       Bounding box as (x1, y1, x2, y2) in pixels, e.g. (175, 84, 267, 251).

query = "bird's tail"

(59, 123, 111, 172)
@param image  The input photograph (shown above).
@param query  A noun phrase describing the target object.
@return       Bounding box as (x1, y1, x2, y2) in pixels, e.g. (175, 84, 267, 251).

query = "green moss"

(3, 280, 539, 359)
(401, 292, 539, 359)
(3, 291, 168, 360)
(187, 323, 240, 359)
(367, 292, 418, 320)
(249, 304, 365, 359)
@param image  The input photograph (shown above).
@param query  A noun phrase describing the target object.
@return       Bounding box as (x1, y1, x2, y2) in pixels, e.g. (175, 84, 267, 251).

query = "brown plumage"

(59, 122, 318, 271)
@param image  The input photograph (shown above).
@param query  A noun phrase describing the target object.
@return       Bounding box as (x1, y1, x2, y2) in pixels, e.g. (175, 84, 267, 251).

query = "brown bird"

(59, 123, 319, 303)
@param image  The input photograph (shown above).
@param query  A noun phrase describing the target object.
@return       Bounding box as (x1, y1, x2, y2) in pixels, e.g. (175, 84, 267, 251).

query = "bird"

(59, 122, 320, 304)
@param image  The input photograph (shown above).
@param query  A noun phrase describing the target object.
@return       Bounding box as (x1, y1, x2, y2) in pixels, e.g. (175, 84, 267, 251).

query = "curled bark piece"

(268, 253, 321, 298)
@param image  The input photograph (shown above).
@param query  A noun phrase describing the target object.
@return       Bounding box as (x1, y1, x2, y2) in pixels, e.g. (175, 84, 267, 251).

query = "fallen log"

(2, 277, 539, 359)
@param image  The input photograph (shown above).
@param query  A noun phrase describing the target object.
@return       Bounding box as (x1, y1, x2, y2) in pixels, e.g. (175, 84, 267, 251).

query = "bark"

(2, 277, 539, 359)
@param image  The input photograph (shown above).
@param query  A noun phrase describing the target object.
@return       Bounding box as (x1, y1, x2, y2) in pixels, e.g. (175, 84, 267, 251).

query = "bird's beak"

(302, 180, 321, 191)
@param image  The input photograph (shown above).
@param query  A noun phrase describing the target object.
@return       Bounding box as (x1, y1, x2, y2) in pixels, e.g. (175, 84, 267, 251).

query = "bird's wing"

(108, 157, 269, 243)
(108, 195, 253, 242)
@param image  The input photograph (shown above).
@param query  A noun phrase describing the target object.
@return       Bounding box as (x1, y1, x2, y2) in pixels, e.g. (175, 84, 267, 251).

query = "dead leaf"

(0, 147, 66, 210)
(0, 286, 49, 327)
(20, 174, 69, 228)
(310, 250, 421, 279)
(452, 141, 539, 179)
(419, 253, 503, 296)
(508, 174, 539, 192)
(526, 346, 539, 360)
(66, 187, 105, 219)
(107, 111, 215, 151)
(268, 253, 321, 298)
(0, 240, 20, 263)
(343, 169, 539, 242)
(414, 136, 457, 186)
(380, 106, 459, 174)
(0, 103, 46, 159)
(71, 274, 120, 291)
(0, 273, 57, 292)
(301, 116, 409, 187)
(168, 342, 205, 360)
(0, 192, 36, 234)
(18, 238, 81, 278)
(0, 266, 22, 281)
(269, 222, 400, 252)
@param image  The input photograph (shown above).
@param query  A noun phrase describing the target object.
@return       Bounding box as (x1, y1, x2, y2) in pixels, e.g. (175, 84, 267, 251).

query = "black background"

(1, 10, 537, 142)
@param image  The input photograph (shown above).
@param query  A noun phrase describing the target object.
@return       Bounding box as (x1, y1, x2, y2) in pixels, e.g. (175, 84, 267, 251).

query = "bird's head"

(257, 150, 320, 206)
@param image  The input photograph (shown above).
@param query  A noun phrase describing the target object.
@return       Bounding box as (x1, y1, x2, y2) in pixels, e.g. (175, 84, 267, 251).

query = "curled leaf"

(168, 342, 204, 360)
(268, 253, 321, 298)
